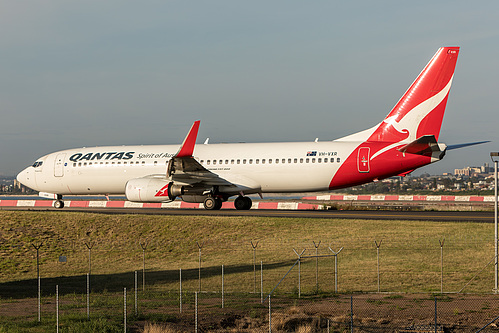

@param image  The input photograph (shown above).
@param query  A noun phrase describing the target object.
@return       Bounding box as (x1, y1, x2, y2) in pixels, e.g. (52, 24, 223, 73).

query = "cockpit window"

(32, 161, 43, 168)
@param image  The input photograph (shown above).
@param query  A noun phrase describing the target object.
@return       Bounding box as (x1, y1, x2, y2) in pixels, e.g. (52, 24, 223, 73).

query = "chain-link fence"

(1, 235, 499, 331)
(2, 287, 499, 332)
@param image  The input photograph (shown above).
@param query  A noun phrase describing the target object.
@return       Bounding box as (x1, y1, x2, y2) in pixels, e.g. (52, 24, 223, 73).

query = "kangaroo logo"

(370, 75, 453, 161)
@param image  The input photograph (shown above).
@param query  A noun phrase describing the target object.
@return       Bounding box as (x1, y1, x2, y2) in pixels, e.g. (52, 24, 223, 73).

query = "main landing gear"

(203, 196, 223, 210)
(202, 195, 252, 210)
(234, 196, 252, 210)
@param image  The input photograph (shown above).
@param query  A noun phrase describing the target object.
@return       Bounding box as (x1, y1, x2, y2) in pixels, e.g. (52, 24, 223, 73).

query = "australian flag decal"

(306, 151, 317, 156)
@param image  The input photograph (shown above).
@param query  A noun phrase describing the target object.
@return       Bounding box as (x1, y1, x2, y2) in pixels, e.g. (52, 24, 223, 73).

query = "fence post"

(84, 241, 93, 275)
(375, 240, 382, 293)
(197, 242, 204, 292)
(87, 273, 90, 319)
(439, 239, 445, 294)
(32, 242, 43, 322)
(222, 264, 224, 308)
(134, 270, 138, 316)
(251, 241, 259, 293)
(139, 241, 147, 292)
(179, 268, 182, 313)
(293, 249, 305, 298)
(268, 294, 271, 333)
(350, 295, 353, 333)
(124, 288, 127, 333)
(38, 275, 41, 322)
(56, 285, 59, 333)
(434, 296, 437, 333)
(328, 247, 343, 293)
(195, 291, 198, 333)
(313, 241, 321, 293)
(260, 261, 263, 303)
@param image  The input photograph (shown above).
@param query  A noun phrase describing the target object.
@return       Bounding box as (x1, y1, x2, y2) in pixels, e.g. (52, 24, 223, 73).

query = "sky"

(1, 1, 498, 177)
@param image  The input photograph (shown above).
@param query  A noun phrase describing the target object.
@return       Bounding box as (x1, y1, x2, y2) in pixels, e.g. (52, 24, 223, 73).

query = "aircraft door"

(357, 147, 370, 173)
(54, 153, 66, 177)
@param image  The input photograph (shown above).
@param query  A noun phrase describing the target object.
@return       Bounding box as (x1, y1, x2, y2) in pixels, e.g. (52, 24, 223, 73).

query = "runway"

(4, 206, 494, 223)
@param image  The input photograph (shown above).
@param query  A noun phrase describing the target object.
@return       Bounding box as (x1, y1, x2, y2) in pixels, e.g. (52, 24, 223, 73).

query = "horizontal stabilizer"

(398, 135, 442, 156)
(447, 141, 490, 150)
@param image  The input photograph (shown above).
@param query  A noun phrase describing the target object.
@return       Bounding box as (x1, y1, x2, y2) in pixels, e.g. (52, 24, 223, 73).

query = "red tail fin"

(368, 47, 459, 143)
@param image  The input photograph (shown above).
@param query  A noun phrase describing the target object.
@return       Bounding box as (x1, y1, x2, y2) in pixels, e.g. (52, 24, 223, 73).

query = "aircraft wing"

(166, 121, 236, 187)
(167, 157, 235, 186)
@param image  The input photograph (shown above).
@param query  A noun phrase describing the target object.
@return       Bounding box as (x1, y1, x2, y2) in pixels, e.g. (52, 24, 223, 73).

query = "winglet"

(175, 121, 200, 157)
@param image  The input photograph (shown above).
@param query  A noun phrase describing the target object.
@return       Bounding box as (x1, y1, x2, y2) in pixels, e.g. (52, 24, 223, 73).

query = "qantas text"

(69, 152, 135, 162)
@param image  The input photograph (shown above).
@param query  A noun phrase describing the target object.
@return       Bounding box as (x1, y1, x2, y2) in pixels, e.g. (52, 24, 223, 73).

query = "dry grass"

(141, 322, 183, 333)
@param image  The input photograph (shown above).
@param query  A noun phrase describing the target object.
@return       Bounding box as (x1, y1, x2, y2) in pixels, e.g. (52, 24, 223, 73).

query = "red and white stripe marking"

(302, 194, 495, 202)
(0, 200, 321, 210)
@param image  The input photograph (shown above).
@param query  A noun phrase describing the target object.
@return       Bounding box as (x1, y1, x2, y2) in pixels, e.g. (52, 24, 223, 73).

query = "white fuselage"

(18, 141, 358, 196)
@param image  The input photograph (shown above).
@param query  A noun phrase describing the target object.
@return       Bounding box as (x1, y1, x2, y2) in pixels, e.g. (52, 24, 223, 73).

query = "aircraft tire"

(234, 196, 252, 210)
(54, 200, 65, 209)
(244, 197, 252, 210)
(214, 198, 223, 210)
(203, 197, 222, 210)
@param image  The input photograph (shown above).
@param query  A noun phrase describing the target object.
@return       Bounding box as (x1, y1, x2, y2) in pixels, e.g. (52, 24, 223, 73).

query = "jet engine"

(125, 178, 184, 202)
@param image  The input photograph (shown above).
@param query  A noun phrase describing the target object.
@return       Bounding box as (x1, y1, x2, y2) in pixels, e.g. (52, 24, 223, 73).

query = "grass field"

(0, 210, 496, 295)
(0, 210, 498, 332)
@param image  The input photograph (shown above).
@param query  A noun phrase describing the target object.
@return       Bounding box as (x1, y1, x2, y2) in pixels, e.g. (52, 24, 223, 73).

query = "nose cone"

(17, 167, 36, 190)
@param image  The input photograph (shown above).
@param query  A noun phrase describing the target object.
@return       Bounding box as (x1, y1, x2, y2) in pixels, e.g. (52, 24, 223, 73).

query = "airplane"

(16, 46, 487, 210)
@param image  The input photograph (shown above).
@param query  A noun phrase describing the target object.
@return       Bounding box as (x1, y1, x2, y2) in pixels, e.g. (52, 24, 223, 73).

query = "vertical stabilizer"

(368, 47, 459, 144)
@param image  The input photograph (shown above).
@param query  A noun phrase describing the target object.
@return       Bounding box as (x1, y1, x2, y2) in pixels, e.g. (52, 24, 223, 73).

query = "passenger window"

(207, 160, 211, 165)
(200, 160, 204, 164)
(318, 158, 321, 163)
(219, 160, 223, 165)
(288, 159, 292, 163)
(249, 159, 253, 164)
(154, 161, 157, 165)
(275, 159, 279, 164)
(324, 158, 328, 163)
(300, 158, 303, 163)
(262, 159, 265, 164)
(213, 160, 217, 165)
(225, 160, 229, 164)
(294, 158, 298, 163)
(237, 159, 240, 164)
(337, 158, 341, 163)
(305, 158, 309, 163)
(312, 158, 315, 163)
(256, 159, 259, 164)
(231, 160, 234, 164)
(243, 159, 247, 164)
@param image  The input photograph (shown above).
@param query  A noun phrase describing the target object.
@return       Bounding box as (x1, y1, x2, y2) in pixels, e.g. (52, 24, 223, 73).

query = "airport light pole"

(491, 152, 499, 293)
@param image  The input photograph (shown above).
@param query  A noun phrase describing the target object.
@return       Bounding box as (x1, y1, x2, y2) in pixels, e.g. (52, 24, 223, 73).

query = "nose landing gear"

(53, 200, 65, 209)
(53, 194, 64, 209)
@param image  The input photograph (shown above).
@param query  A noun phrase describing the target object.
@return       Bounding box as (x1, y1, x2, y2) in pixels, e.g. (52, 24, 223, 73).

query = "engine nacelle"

(125, 178, 183, 202)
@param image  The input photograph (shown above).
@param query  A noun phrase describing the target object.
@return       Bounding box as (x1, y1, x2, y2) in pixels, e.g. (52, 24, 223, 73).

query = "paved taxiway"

(4, 207, 494, 223)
